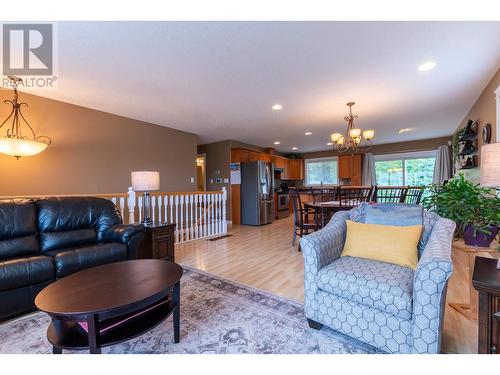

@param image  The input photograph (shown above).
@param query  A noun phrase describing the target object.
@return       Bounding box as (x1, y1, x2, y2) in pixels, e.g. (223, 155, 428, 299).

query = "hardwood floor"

(176, 216, 477, 353)
(176, 216, 304, 301)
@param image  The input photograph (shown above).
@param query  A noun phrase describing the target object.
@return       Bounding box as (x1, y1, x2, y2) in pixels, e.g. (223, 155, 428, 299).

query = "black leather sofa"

(0, 197, 144, 320)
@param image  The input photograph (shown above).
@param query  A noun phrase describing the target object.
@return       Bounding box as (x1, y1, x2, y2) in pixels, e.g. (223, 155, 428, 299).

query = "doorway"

(196, 154, 206, 191)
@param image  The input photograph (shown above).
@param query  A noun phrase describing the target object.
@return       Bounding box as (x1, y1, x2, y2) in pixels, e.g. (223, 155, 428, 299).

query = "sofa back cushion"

(37, 197, 122, 252)
(349, 202, 441, 257)
(0, 199, 40, 259)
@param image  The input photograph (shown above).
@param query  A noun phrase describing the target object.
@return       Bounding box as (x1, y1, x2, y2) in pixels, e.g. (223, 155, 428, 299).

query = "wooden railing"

(1, 187, 228, 244)
(126, 188, 227, 243)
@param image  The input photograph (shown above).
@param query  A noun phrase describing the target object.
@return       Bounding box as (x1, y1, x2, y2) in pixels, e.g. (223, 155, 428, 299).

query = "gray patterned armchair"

(301, 203, 455, 354)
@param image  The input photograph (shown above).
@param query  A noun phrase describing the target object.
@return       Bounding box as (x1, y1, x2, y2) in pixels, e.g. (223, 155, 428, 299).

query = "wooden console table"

(472, 256, 500, 354)
(449, 240, 499, 321)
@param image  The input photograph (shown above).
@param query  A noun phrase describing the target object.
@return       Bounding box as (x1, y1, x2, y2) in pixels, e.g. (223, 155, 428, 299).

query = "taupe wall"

(197, 141, 232, 217)
(300, 136, 451, 160)
(0, 89, 198, 196)
(198, 141, 231, 193)
(454, 67, 500, 182)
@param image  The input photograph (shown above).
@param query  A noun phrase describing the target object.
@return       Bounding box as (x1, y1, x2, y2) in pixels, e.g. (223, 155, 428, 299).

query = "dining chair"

(338, 186, 373, 210)
(405, 186, 425, 204)
(372, 185, 408, 203)
(289, 187, 319, 251)
(312, 187, 339, 203)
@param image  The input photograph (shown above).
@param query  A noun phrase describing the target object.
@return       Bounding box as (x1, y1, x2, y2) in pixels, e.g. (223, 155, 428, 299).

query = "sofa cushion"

(41, 228, 97, 252)
(365, 203, 423, 226)
(37, 197, 122, 252)
(0, 199, 40, 259)
(316, 256, 414, 320)
(341, 220, 421, 269)
(46, 242, 127, 278)
(0, 255, 55, 292)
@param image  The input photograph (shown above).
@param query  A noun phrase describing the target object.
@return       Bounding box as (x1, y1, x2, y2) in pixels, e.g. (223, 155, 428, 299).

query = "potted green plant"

(423, 174, 500, 248)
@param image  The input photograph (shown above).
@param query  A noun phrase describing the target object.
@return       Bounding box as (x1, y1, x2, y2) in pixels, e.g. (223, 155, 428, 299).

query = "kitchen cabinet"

(338, 154, 363, 185)
(258, 153, 271, 162)
(231, 149, 249, 163)
(283, 159, 303, 180)
(248, 151, 259, 162)
(272, 156, 286, 170)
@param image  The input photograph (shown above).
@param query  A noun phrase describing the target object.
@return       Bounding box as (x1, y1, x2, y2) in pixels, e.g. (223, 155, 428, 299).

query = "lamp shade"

(131, 171, 160, 191)
(0, 138, 48, 158)
(363, 129, 375, 140)
(349, 128, 362, 138)
(480, 143, 500, 187)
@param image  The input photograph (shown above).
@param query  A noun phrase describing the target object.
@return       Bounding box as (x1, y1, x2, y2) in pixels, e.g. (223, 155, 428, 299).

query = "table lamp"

(479, 143, 500, 268)
(131, 171, 160, 225)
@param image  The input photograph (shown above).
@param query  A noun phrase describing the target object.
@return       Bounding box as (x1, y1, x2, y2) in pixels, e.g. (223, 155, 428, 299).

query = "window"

(304, 157, 338, 186)
(374, 151, 436, 186)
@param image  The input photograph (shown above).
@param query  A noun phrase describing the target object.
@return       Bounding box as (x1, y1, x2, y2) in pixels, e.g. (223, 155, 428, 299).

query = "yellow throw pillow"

(341, 220, 422, 269)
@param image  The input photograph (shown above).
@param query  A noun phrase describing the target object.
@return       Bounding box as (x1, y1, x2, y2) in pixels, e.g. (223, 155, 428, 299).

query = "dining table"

(303, 200, 350, 228)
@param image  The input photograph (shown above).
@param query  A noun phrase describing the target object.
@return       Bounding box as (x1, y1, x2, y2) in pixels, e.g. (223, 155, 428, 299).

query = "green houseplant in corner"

(422, 174, 500, 248)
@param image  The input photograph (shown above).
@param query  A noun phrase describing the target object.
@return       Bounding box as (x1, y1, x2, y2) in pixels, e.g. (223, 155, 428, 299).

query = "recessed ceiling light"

(417, 61, 436, 72)
(305, 131, 312, 135)
(326, 142, 333, 146)
(398, 128, 414, 134)
(273, 141, 280, 145)
(292, 147, 298, 150)
(272, 104, 283, 111)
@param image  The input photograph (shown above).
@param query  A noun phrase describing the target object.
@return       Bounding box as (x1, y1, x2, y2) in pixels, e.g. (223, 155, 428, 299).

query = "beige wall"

(197, 140, 232, 217)
(457, 68, 500, 147)
(454, 68, 500, 182)
(197, 141, 231, 193)
(300, 136, 451, 160)
(0, 89, 198, 196)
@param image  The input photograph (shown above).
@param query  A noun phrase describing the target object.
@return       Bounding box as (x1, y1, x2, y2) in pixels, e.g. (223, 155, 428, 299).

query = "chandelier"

(330, 102, 374, 153)
(0, 76, 51, 159)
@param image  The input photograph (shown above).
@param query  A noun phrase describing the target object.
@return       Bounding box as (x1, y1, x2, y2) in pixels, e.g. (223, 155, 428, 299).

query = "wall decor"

(482, 123, 492, 144)
(452, 119, 478, 172)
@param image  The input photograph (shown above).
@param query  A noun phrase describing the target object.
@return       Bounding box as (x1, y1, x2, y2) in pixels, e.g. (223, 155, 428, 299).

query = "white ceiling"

(26, 22, 500, 152)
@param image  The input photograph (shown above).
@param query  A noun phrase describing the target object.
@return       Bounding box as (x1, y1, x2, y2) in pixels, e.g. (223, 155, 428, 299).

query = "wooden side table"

(137, 222, 176, 262)
(472, 256, 500, 354)
(450, 240, 499, 321)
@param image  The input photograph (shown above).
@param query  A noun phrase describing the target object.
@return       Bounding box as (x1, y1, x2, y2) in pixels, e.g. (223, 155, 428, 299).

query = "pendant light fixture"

(330, 102, 374, 153)
(0, 76, 51, 159)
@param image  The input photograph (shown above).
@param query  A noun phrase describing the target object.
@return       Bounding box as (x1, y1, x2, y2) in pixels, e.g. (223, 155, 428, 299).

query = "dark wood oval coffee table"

(35, 259, 183, 354)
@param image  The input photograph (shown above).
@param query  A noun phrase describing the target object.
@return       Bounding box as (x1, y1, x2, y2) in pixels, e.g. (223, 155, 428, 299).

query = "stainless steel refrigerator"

(240, 160, 275, 226)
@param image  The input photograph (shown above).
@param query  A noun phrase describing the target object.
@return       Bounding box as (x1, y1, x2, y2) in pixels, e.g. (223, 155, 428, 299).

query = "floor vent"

(208, 234, 233, 241)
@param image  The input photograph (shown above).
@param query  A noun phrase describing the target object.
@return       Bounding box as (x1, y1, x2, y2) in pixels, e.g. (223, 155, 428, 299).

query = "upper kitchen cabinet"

(283, 159, 303, 180)
(231, 149, 249, 163)
(338, 154, 363, 185)
(272, 156, 286, 170)
(258, 153, 271, 162)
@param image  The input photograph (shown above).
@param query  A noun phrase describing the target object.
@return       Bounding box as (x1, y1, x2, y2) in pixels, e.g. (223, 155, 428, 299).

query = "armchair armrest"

(301, 210, 349, 287)
(411, 218, 455, 354)
(102, 224, 145, 259)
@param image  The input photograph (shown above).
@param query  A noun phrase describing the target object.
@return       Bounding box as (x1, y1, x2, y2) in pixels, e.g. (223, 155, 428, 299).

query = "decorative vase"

(462, 224, 499, 247)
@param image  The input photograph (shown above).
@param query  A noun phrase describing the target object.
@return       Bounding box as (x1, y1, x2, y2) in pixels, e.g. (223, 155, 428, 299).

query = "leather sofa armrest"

(102, 224, 144, 244)
(102, 224, 145, 259)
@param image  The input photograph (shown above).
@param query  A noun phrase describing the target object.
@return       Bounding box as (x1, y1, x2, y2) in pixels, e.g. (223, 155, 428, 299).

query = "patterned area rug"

(0, 266, 380, 354)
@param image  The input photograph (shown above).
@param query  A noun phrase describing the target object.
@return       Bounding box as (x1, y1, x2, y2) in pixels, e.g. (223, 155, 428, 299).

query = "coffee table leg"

(173, 281, 180, 343)
(87, 314, 101, 354)
(52, 346, 62, 354)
